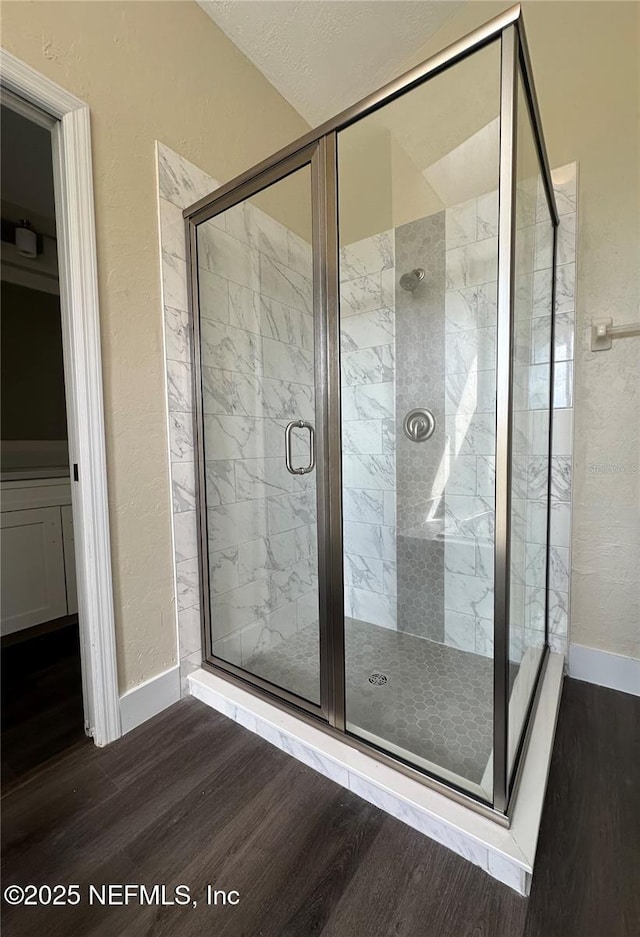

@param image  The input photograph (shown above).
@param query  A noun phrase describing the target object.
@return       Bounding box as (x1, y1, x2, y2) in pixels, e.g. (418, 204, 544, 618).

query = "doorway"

(0, 101, 85, 785)
(0, 50, 119, 757)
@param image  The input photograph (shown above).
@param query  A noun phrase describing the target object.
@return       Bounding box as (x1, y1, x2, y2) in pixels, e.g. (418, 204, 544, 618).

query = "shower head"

(399, 268, 425, 292)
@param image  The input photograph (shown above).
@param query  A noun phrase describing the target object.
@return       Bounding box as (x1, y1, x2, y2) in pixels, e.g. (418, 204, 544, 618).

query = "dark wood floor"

(1, 678, 638, 936)
(1, 622, 85, 789)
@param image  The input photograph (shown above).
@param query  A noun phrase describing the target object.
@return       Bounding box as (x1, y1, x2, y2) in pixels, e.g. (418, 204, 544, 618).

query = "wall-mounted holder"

(591, 317, 640, 352)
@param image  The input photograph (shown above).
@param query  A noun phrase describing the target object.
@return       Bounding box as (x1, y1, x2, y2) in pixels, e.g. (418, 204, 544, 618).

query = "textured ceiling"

(197, 0, 466, 126)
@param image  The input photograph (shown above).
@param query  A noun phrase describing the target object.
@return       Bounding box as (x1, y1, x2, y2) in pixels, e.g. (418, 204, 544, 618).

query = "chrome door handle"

(285, 420, 315, 475)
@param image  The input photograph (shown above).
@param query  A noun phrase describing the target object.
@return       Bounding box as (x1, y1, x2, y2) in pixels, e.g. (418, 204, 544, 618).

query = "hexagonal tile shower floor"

(246, 618, 493, 785)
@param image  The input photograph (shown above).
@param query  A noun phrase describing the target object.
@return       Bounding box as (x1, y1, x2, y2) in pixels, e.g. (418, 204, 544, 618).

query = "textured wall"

(2, 1, 310, 692)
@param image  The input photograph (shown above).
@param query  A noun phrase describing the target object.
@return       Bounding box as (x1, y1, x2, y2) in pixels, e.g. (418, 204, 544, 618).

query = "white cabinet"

(1, 507, 68, 635)
(0, 477, 77, 636)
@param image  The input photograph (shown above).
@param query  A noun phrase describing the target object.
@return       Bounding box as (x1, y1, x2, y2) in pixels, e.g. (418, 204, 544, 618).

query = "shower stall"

(184, 6, 559, 820)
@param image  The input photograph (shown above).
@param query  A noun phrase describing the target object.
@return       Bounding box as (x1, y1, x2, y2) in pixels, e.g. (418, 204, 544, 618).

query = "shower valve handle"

(403, 408, 436, 443)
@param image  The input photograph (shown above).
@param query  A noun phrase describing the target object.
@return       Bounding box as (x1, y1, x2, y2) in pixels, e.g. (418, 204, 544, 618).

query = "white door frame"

(1, 49, 121, 745)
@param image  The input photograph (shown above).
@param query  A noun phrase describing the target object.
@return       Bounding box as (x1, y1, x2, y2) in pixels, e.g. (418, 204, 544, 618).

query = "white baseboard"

(119, 664, 181, 735)
(569, 644, 640, 696)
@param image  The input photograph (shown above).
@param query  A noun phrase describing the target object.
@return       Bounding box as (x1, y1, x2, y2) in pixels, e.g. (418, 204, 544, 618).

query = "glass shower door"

(336, 41, 502, 799)
(194, 155, 323, 710)
(186, 9, 559, 816)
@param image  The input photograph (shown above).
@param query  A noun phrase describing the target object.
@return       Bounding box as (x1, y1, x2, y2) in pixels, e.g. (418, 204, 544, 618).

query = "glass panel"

(196, 165, 321, 706)
(508, 71, 553, 780)
(337, 41, 501, 799)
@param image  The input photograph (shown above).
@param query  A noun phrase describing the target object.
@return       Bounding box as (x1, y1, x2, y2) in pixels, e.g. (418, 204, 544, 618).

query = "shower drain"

(368, 673, 388, 686)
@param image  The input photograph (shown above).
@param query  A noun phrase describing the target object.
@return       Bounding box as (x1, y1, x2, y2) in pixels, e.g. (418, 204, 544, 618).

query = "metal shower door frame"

(184, 3, 559, 820)
(493, 21, 560, 815)
(187, 141, 339, 725)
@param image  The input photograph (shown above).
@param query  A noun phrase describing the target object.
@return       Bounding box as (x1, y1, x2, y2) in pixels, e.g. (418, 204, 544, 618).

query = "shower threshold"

(188, 650, 564, 895)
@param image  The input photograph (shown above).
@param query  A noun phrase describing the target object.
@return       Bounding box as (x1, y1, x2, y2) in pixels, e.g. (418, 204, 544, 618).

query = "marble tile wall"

(158, 140, 576, 693)
(441, 164, 577, 660)
(340, 231, 398, 629)
(442, 190, 499, 658)
(198, 195, 318, 670)
(156, 142, 221, 694)
(158, 142, 319, 691)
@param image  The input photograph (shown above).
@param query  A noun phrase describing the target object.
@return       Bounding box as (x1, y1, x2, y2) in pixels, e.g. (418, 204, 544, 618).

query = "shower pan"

(182, 5, 563, 884)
